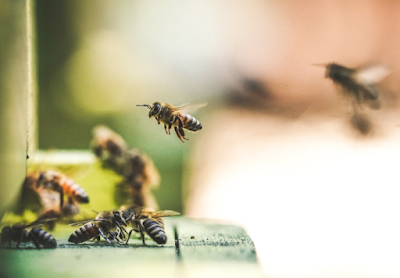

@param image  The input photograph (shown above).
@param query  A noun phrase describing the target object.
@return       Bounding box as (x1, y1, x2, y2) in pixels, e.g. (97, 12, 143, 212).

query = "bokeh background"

(26, 0, 400, 277)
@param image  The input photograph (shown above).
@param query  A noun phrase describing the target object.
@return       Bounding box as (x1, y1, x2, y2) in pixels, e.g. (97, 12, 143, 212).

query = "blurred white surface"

(186, 109, 400, 278)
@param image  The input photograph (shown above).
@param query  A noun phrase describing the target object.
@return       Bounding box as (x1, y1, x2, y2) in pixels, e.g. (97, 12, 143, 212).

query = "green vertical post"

(0, 0, 36, 218)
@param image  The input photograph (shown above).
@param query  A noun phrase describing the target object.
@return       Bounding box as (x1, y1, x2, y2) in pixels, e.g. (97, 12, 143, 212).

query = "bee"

(137, 102, 206, 142)
(68, 209, 133, 244)
(91, 125, 128, 173)
(36, 197, 81, 230)
(1, 219, 57, 249)
(318, 63, 389, 108)
(121, 205, 180, 245)
(91, 126, 160, 209)
(25, 170, 89, 207)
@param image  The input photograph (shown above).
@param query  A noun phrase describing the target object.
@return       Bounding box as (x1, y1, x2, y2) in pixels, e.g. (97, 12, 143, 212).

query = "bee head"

(113, 211, 127, 226)
(122, 210, 134, 222)
(148, 102, 162, 118)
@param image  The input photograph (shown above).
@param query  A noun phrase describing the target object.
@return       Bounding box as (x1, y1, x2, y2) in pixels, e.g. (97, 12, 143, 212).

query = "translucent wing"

(152, 210, 181, 218)
(36, 187, 61, 209)
(172, 103, 208, 114)
(26, 218, 58, 228)
(355, 65, 390, 85)
(68, 218, 107, 227)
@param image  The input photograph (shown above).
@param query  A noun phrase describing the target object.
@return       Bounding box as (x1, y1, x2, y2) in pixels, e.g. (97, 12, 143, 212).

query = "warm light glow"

(186, 111, 400, 278)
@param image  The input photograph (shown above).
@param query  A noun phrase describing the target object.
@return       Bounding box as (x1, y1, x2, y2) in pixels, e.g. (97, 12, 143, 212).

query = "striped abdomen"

(179, 114, 202, 132)
(61, 180, 89, 203)
(68, 223, 98, 244)
(143, 218, 167, 244)
(29, 228, 57, 248)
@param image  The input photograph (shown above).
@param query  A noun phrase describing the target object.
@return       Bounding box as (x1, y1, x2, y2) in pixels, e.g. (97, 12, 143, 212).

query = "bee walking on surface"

(26, 170, 89, 207)
(137, 102, 206, 142)
(1, 219, 57, 249)
(121, 205, 180, 245)
(23, 170, 90, 230)
(68, 210, 133, 244)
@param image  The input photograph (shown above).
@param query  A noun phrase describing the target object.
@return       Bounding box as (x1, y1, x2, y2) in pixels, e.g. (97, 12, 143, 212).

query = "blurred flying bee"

(121, 205, 180, 245)
(1, 219, 57, 249)
(68, 209, 133, 244)
(318, 63, 390, 109)
(137, 102, 207, 142)
(91, 126, 160, 209)
(316, 62, 390, 135)
(91, 126, 128, 173)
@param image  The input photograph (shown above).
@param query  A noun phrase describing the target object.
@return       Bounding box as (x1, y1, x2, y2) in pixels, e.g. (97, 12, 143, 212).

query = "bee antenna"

(136, 104, 152, 109)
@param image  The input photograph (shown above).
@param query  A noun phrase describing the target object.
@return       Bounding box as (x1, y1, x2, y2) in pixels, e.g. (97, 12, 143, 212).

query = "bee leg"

(180, 128, 189, 141)
(31, 236, 41, 250)
(58, 187, 64, 208)
(155, 117, 161, 125)
(125, 228, 140, 244)
(164, 124, 169, 135)
(177, 117, 189, 141)
(98, 228, 112, 244)
(139, 223, 147, 246)
(174, 127, 184, 142)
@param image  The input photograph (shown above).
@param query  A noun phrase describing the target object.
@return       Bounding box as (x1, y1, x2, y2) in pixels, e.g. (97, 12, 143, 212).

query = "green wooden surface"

(0, 217, 263, 278)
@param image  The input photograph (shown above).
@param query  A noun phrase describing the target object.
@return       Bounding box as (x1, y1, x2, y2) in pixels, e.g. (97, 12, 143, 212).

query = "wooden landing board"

(0, 217, 263, 278)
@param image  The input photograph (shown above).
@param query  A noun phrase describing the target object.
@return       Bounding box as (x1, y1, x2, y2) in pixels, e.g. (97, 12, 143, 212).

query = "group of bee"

(1, 62, 387, 248)
(1, 101, 208, 249)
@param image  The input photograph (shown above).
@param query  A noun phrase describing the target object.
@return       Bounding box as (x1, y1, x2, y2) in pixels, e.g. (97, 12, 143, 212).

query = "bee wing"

(354, 66, 389, 101)
(68, 218, 107, 226)
(355, 65, 390, 85)
(173, 103, 208, 114)
(26, 218, 58, 228)
(152, 210, 181, 218)
(36, 188, 61, 209)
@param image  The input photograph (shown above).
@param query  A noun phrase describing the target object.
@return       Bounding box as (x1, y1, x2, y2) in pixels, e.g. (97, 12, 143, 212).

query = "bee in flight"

(316, 62, 390, 135)
(121, 205, 180, 245)
(68, 209, 133, 244)
(137, 102, 206, 142)
(316, 62, 389, 109)
(1, 219, 57, 249)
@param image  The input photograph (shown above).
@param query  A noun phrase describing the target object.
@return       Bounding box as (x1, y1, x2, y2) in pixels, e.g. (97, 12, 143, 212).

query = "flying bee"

(317, 63, 390, 109)
(137, 102, 207, 142)
(68, 209, 133, 244)
(1, 219, 57, 249)
(121, 205, 180, 245)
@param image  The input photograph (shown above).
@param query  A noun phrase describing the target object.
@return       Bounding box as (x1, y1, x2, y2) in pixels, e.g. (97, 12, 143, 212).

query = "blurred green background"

(34, 0, 222, 213)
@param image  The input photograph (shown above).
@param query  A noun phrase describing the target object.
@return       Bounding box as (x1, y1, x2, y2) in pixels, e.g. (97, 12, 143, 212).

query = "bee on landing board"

(25, 170, 89, 207)
(68, 209, 133, 244)
(23, 170, 90, 229)
(121, 205, 180, 245)
(1, 219, 57, 249)
(137, 102, 206, 142)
